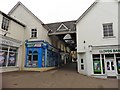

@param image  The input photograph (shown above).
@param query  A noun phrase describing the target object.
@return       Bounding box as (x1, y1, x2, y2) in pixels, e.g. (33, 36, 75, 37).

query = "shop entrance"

(105, 54, 116, 76)
(106, 59, 116, 76)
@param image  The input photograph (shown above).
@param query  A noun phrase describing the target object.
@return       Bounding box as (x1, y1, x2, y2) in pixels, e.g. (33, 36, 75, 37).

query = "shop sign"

(27, 42, 42, 47)
(0, 39, 20, 47)
(99, 49, 120, 53)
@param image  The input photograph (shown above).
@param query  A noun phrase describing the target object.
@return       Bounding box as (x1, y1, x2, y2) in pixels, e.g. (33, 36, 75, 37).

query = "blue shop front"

(25, 41, 60, 69)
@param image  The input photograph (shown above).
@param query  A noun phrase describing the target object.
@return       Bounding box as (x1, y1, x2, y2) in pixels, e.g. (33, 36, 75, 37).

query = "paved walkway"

(2, 63, 118, 88)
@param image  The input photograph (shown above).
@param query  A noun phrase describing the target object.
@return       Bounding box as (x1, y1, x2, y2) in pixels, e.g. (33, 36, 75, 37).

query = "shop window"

(32, 51, 38, 67)
(103, 23, 113, 37)
(0, 46, 18, 67)
(1, 17, 9, 31)
(116, 54, 120, 74)
(8, 52, 16, 66)
(0, 51, 7, 67)
(8, 48, 17, 66)
(28, 51, 32, 66)
(93, 54, 101, 74)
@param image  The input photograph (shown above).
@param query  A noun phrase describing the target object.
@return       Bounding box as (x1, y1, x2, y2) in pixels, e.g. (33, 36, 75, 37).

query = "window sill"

(0, 28, 10, 34)
(30, 37, 38, 39)
(91, 74, 106, 76)
(0, 66, 19, 68)
(103, 36, 116, 39)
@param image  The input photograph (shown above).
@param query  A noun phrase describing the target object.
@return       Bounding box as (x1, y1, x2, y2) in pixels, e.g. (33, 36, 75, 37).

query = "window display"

(0, 46, 18, 67)
(116, 54, 120, 74)
(8, 52, 16, 66)
(0, 51, 6, 67)
(93, 54, 102, 74)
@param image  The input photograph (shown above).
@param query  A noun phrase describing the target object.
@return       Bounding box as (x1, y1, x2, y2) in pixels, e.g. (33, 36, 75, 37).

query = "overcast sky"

(0, 0, 95, 23)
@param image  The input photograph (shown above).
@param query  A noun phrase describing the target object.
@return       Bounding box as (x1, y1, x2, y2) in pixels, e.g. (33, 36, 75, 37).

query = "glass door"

(106, 60, 116, 76)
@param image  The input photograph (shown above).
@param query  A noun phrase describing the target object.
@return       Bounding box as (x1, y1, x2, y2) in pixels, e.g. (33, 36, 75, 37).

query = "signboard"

(0, 38, 21, 47)
(27, 42, 42, 47)
(27, 42, 47, 48)
(99, 49, 120, 54)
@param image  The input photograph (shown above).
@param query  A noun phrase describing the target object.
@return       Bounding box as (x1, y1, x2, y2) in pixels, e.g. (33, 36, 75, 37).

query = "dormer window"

(1, 17, 9, 31)
(31, 29, 37, 38)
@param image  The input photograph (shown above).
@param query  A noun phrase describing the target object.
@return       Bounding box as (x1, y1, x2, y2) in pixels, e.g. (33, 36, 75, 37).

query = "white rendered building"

(0, 11, 25, 72)
(77, 0, 120, 79)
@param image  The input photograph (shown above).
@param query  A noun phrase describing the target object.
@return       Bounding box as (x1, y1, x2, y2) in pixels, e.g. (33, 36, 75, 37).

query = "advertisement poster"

(8, 52, 16, 66)
(117, 59, 120, 74)
(0, 52, 5, 66)
(93, 60, 101, 74)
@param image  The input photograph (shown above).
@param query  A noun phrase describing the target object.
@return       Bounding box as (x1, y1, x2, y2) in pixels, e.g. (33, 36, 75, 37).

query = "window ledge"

(0, 28, 10, 34)
(30, 37, 38, 39)
(91, 74, 106, 76)
(103, 36, 116, 39)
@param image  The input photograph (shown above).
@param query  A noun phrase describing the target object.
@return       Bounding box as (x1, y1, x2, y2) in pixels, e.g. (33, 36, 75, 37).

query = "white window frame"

(1, 17, 9, 31)
(0, 45, 18, 68)
(31, 29, 38, 38)
(102, 23, 114, 38)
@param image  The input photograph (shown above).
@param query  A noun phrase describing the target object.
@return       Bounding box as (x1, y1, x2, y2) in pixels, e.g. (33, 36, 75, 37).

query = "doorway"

(106, 59, 116, 76)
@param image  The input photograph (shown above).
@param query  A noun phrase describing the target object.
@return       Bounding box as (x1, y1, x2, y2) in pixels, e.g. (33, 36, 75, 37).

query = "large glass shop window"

(0, 46, 17, 67)
(116, 54, 120, 74)
(32, 51, 38, 67)
(8, 48, 17, 66)
(27, 50, 38, 67)
(28, 51, 32, 66)
(93, 54, 102, 74)
(46, 50, 57, 67)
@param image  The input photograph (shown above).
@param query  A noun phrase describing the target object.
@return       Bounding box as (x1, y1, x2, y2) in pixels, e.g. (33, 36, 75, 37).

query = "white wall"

(0, 13, 25, 71)
(9, 5, 51, 44)
(77, 1, 118, 75)
(77, 1, 118, 53)
(0, 14, 25, 41)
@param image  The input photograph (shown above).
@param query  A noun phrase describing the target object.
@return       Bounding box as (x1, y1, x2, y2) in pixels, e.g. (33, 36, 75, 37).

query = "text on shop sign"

(99, 49, 120, 53)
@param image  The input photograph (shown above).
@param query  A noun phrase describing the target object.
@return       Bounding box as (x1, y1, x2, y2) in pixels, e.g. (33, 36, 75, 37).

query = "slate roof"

(46, 20, 76, 33)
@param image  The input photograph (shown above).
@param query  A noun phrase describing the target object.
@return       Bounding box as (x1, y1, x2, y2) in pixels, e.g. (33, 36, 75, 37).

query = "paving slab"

(2, 63, 118, 88)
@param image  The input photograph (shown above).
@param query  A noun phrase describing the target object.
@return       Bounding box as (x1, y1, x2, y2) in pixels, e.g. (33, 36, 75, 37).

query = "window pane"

(111, 61, 114, 70)
(81, 59, 83, 63)
(93, 54, 101, 74)
(116, 58, 120, 74)
(103, 23, 113, 37)
(8, 52, 16, 66)
(1, 17, 9, 31)
(0, 51, 7, 67)
(81, 65, 84, 70)
(107, 62, 110, 70)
